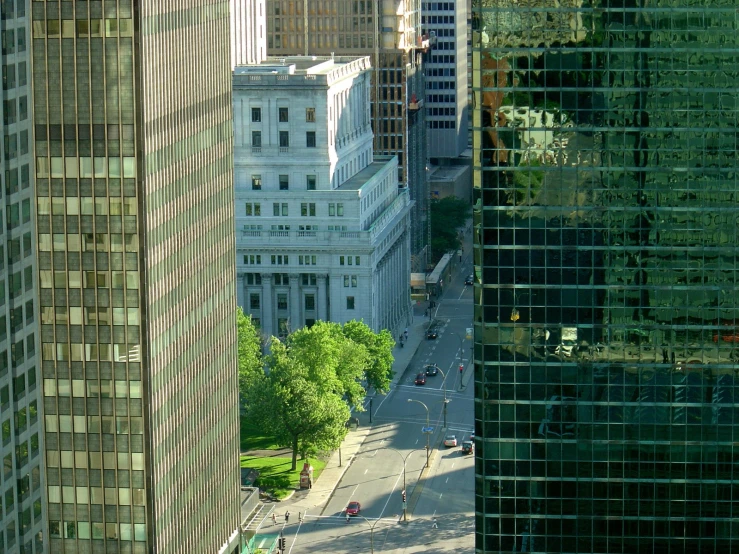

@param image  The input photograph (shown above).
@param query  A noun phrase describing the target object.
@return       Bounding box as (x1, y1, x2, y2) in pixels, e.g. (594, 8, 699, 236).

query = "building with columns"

(233, 56, 413, 337)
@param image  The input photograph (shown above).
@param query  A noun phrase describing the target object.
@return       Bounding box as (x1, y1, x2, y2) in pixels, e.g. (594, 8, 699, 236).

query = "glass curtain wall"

(472, 1, 739, 552)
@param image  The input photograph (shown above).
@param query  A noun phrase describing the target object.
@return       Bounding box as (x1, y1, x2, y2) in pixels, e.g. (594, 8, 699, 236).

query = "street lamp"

(407, 399, 431, 468)
(436, 366, 451, 428)
(355, 515, 386, 553)
(370, 447, 424, 522)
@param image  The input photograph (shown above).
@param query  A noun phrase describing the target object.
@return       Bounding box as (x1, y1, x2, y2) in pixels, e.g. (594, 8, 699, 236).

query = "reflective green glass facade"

(32, 1, 239, 552)
(471, 1, 739, 552)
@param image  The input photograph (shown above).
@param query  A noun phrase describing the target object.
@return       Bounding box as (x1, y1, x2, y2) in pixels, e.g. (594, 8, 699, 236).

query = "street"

(280, 248, 475, 553)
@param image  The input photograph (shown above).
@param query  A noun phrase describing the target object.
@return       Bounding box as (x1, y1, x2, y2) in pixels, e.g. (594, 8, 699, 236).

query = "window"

(279, 131, 290, 148)
(299, 255, 317, 265)
(252, 131, 261, 147)
(245, 203, 261, 216)
(305, 294, 315, 310)
(301, 203, 316, 217)
(251, 175, 262, 190)
(337, 203, 344, 216)
(329, 203, 344, 217)
(301, 273, 317, 286)
(307, 175, 316, 190)
(306, 108, 316, 122)
(306, 132, 316, 148)
(279, 107, 289, 122)
(344, 275, 350, 287)
(273, 203, 288, 216)
(251, 107, 261, 122)
(243, 254, 261, 265)
(273, 273, 289, 285)
(355, 256, 360, 265)
(245, 273, 262, 285)
(279, 175, 289, 190)
(250, 294, 260, 309)
(351, 276, 358, 287)
(347, 296, 355, 310)
(271, 255, 289, 265)
(277, 294, 288, 310)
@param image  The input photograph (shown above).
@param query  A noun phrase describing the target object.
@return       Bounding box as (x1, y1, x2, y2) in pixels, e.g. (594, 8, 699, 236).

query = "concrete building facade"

(1, 0, 46, 552)
(265, 0, 432, 271)
(421, 0, 468, 159)
(233, 56, 412, 337)
(230, 0, 267, 68)
(31, 2, 240, 553)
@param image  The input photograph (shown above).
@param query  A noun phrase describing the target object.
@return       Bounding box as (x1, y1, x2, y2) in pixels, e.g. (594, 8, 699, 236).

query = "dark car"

(426, 326, 439, 340)
(462, 440, 474, 454)
(464, 274, 474, 285)
(414, 373, 427, 385)
(424, 364, 439, 376)
(346, 501, 361, 516)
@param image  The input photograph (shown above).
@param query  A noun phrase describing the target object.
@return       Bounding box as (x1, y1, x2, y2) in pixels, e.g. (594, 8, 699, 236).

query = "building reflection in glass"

(471, 1, 739, 552)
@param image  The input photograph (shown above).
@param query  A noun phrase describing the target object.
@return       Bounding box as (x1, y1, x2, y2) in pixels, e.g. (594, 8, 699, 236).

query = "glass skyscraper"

(2, 0, 46, 552)
(471, 1, 739, 552)
(31, 1, 240, 552)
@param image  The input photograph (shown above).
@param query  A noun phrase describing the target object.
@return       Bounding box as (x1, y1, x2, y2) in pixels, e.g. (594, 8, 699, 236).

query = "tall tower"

(31, 2, 240, 553)
(265, 0, 431, 271)
(1, 0, 46, 552)
(472, 1, 739, 552)
(231, 0, 267, 68)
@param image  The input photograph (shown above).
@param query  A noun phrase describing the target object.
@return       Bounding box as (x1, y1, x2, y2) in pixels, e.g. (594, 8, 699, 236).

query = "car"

(461, 440, 474, 454)
(346, 501, 361, 516)
(424, 364, 439, 376)
(464, 274, 474, 285)
(414, 373, 427, 386)
(443, 435, 457, 447)
(426, 326, 439, 340)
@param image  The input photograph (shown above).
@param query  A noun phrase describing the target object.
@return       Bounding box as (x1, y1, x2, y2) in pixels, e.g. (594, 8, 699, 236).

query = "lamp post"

(454, 332, 471, 391)
(436, 366, 450, 428)
(407, 399, 431, 468)
(356, 515, 385, 553)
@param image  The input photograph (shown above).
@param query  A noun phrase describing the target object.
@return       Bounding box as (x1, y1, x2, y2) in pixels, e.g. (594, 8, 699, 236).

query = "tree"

(246, 340, 349, 470)
(237, 308, 263, 407)
(342, 320, 395, 393)
(429, 196, 472, 261)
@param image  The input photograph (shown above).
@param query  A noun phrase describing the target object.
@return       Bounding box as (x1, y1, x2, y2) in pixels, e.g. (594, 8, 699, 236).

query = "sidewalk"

(275, 305, 430, 518)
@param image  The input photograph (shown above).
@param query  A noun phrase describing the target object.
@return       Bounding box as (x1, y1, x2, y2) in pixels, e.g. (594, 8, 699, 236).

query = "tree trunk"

(291, 435, 299, 471)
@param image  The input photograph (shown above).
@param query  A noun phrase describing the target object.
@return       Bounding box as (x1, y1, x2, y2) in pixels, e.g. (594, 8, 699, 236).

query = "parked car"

(414, 373, 427, 386)
(424, 364, 439, 376)
(346, 501, 361, 516)
(426, 325, 439, 340)
(462, 440, 474, 454)
(464, 274, 474, 285)
(443, 435, 457, 447)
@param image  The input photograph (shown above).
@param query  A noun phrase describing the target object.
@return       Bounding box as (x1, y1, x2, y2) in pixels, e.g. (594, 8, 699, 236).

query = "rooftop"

(233, 56, 371, 87)
(338, 156, 397, 192)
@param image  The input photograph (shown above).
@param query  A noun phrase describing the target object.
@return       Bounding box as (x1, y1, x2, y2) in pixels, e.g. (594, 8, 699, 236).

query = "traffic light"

(459, 363, 464, 373)
(402, 489, 406, 502)
(279, 537, 286, 551)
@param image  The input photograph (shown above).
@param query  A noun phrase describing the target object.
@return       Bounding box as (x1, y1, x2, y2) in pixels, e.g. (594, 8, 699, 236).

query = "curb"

(398, 428, 445, 522)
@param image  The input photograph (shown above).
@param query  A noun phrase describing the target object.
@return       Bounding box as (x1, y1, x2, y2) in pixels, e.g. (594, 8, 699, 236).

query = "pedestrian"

(432, 518, 438, 529)
(285, 511, 290, 523)
(346, 514, 350, 523)
(404, 328, 408, 340)
(272, 512, 277, 525)
(298, 512, 302, 523)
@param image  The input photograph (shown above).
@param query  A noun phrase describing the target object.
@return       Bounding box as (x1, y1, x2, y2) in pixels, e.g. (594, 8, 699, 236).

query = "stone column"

(317, 275, 327, 322)
(261, 274, 273, 337)
(289, 275, 301, 331)
(236, 273, 245, 310)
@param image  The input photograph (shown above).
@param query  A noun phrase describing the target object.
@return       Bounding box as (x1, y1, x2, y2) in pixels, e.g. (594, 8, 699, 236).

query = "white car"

(443, 435, 457, 447)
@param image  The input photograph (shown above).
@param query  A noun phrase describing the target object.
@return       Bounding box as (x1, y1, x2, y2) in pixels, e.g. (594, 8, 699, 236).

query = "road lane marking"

(445, 477, 449, 484)
(350, 484, 359, 501)
(364, 469, 368, 475)
(378, 467, 405, 519)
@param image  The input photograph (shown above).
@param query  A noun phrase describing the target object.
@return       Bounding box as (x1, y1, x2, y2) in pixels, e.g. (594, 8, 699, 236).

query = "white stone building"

(231, 0, 267, 68)
(233, 56, 413, 337)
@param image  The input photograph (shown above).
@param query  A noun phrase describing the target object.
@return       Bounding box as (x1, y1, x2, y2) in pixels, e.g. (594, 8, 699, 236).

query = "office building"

(32, 2, 240, 552)
(1, 0, 46, 552)
(233, 56, 412, 337)
(231, 0, 267, 68)
(472, 1, 739, 552)
(265, 0, 432, 270)
(421, 0, 468, 159)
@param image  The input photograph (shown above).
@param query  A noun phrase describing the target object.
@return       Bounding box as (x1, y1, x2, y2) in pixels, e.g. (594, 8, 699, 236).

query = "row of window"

(3, 128, 30, 160)
(424, 27, 455, 37)
(41, 379, 141, 399)
(427, 68, 456, 77)
(422, 15, 455, 24)
(0, 0, 26, 19)
(3, 96, 29, 124)
(252, 106, 315, 123)
(244, 202, 344, 217)
(247, 292, 356, 311)
(428, 120, 457, 129)
(31, 19, 134, 39)
(35, 156, 136, 179)
(249, 174, 316, 191)
(0, 27, 26, 55)
(244, 273, 320, 286)
(49, 521, 145, 542)
(427, 94, 456, 104)
(243, 254, 360, 266)
(423, 2, 455, 10)
(427, 80, 456, 90)
(251, 130, 316, 149)
(429, 54, 456, 64)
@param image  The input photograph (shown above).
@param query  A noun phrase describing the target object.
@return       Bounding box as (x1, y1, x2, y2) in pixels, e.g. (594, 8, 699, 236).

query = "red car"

(346, 501, 361, 516)
(414, 373, 426, 385)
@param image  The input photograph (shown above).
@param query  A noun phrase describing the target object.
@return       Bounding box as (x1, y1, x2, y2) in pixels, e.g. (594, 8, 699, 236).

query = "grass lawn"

(240, 419, 282, 452)
(240, 454, 327, 500)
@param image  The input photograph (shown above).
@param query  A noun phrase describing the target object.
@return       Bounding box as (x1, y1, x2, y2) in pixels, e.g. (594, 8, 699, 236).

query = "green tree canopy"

(342, 320, 395, 393)
(237, 308, 263, 406)
(429, 196, 472, 261)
